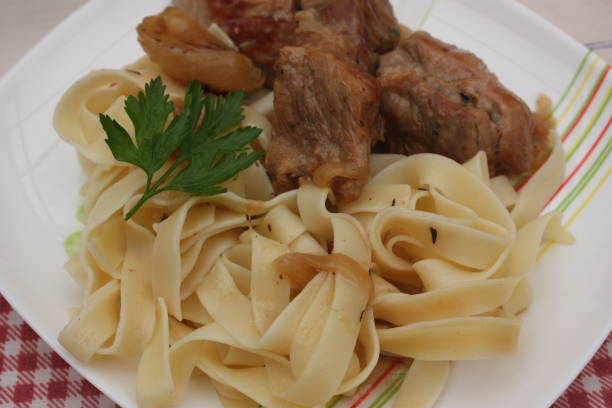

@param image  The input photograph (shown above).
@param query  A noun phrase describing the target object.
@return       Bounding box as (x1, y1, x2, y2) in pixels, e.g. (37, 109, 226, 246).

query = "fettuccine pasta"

(55, 59, 573, 408)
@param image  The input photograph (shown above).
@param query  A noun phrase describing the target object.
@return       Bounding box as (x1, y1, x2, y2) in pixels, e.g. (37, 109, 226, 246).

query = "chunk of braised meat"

(297, 0, 400, 72)
(293, 9, 368, 69)
(138, 7, 265, 92)
(173, 0, 296, 78)
(360, 0, 400, 53)
(378, 31, 548, 175)
(265, 46, 384, 201)
(301, 0, 399, 52)
(300, 0, 326, 8)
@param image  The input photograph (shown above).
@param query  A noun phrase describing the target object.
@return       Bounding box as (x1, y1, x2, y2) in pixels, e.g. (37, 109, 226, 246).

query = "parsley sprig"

(100, 77, 263, 220)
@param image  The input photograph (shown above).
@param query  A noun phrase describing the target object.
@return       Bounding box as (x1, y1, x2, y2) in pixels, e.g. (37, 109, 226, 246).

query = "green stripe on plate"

(327, 395, 343, 408)
(560, 65, 609, 141)
(512, 58, 607, 190)
(555, 56, 599, 124)
(557, 132, 612, 213)
(552, 50, 592, 114)
(368, 371, 407, 408)
(565, 85, 612, 161)
(416, 0, 438, 30)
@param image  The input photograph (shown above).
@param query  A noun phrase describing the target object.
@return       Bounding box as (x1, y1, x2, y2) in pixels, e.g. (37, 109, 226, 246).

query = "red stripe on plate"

(350, 361, 400, 408)
(517, 66, 610, 192)
(515, 151, 551, 191)
(545, 116, 612, 207)
(561, 66, 610, 142)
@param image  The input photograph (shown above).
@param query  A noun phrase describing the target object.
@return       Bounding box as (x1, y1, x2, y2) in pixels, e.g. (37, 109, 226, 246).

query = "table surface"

(0, 1, 611, 408)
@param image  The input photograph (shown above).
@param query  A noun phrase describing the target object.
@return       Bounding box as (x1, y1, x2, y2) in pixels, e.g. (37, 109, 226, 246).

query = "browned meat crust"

(174, 0, 399, 79)
(297, 0, 399, 72)
(378, 31, 545, 175)
(300, 0, 399, 53)
(266, 47, 384, 201)
(361, 0, 401, 54)
(264, 0, 394, 201)
(293, 8, 372, 71)
(173, 0, 296, 79)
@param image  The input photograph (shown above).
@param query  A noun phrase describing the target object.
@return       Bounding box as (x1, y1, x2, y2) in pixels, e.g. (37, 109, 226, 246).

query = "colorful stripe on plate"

(552, 51, 592, 114)
(516, 57, 610, 192)
(554, 53, 599, 123)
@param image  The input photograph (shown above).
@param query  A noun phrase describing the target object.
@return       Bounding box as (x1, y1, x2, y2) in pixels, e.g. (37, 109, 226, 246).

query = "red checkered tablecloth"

(0, 295, 610, 407)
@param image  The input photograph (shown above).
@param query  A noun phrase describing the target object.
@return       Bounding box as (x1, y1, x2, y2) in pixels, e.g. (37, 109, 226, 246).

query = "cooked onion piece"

(275, 252, 372, 293)
(137, 7, 265, 92)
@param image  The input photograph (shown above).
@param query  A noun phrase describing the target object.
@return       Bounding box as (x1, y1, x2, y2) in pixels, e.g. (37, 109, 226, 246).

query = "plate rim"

(0, 1, 610, 407)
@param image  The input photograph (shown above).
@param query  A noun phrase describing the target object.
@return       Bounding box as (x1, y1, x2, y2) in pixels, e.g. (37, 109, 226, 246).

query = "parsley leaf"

(100, 77, 263, 220)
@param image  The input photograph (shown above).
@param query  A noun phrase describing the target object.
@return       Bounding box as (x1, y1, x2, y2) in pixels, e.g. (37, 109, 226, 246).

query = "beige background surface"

(0, 0, 611, 77)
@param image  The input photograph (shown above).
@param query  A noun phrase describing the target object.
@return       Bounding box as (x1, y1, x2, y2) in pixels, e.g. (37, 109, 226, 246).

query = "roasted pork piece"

(360, 0, 400, 53)
(264, 0, 397, 201)
(265, 46, 384, 201)
(264, 0, 394, 201)
(301, 0, 399, 53)
(297, 0, 399, 72)
(378, 31, 548, 175)
(293, 8, 369, 70)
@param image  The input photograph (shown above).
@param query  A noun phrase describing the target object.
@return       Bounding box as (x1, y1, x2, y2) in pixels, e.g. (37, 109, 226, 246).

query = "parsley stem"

(151, 159, 183, 192)
(124, 159, 184, 220)
(124, 190, 157, 220)
(145, 174, 153, 194)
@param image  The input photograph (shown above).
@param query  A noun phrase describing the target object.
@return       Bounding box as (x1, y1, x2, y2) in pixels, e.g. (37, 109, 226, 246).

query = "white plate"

(0, 0, 610, 407)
